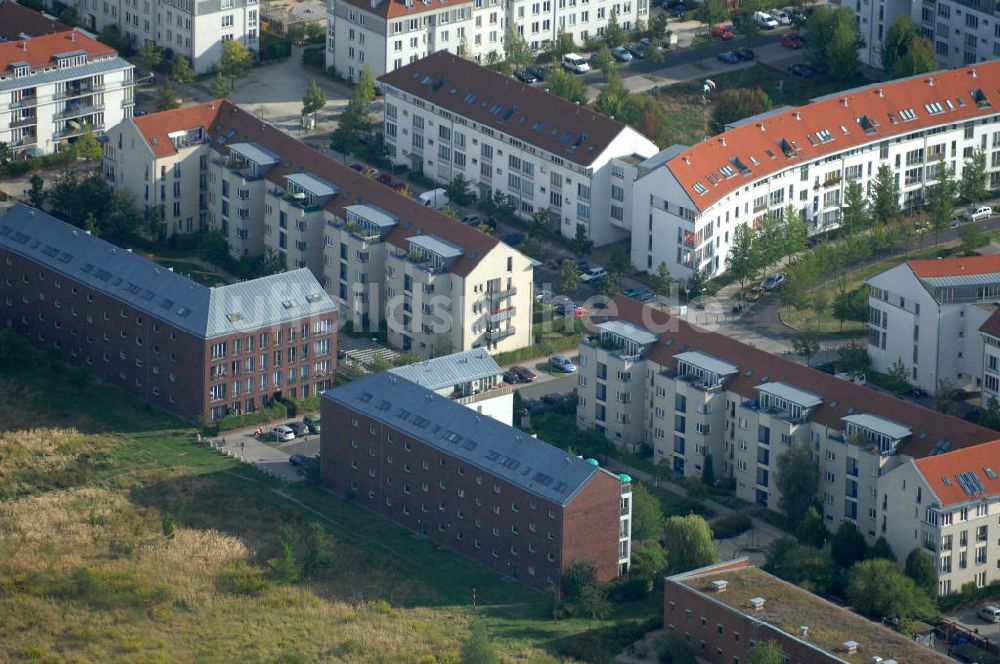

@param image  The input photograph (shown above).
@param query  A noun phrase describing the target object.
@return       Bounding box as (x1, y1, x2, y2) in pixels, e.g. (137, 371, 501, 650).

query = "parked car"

(461, 214, 480, 226)
(710, 23, 734, 39)
(781, 34, 804, 48)
(303, 415, 321, 433)
(734, 47, 754, 61)
(541, 392, 566, 405)
(612, 45, 633, 62)
(761, 272, 786, 291)
(970, 206, 993, 221)
(511, 365, 536, 382)
(375, 173, 393, 185)
(524, 399, 544, 412)
(526, 64, 548, 80)
(623, 287, 653, 301)
(550, 355, 578, 372)
(950, 215, 961, 228)
(535, 287, 553, 302)
(503, 369, 520, 384)
(627, 42, 648, 59)
(580, 266, 608, 283)
(789, 63, 817, 78)
(744, 286, 766, 302)
(979, 605, 1000, 622)
(271, 425, 295, 442)
(514, 69, 538, 83)
(289, 454, 315, 467)
(717, 51, 741, 64)
(769, 8, 791, 24)
(753, 10, 779, 28)
(350, 162, 365, 172)
(573, 258, 590, 272)
(286, 421, 310, 437)
(668, 4, 686, 17)
(562, 53, 590, 73)
(502, 232, 524, 246)
(389, 181, 407, 192)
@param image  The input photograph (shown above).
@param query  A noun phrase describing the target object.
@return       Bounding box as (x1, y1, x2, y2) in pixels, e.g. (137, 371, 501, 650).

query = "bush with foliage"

(847, 558, 936, 621)
(711, 513, 752, 540)
(215, 401, 288, 431)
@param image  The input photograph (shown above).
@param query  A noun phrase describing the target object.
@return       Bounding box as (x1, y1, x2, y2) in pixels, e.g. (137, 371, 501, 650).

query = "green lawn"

(0, 356, 663, 663)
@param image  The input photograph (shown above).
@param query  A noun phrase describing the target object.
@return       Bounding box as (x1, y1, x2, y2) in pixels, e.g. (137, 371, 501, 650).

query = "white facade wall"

(633, 110, 1000, 280)
(507, 0, 647, 49)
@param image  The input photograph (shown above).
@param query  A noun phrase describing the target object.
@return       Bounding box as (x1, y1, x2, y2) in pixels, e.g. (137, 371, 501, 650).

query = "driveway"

(948, 605, 1000, 644)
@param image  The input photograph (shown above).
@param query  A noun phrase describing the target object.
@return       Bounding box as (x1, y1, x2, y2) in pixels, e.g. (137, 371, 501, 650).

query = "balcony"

(489, 306, 516, 323)
(451, 384, 513, 406)
(742, 399, 804, 423)
(582, 335, 643, 363)
(485, 326, 515, 341)
(487, 286, 517, 300)
(57, 84, 105, 99)
(681, 231, 698, 249)
(56, 101, 105, 120)
(10, 115, 36, 128)
(11, 95, 38, 108)
(662, 368, 723, 392)
(823, 174, 842, 187)
(57, 122, 104, 139)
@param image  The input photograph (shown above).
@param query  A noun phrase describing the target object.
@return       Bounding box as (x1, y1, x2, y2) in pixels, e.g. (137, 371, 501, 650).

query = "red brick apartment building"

(664, 559, 950, 664)
(321, 371, 633, 590)
(0, 204, 338, 423)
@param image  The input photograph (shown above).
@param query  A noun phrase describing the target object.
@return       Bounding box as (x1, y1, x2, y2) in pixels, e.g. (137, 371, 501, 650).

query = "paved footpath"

(209, 420, 321, 483)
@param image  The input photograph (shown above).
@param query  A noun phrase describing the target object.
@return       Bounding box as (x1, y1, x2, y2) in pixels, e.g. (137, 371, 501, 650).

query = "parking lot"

(949, 604, 1000, 644)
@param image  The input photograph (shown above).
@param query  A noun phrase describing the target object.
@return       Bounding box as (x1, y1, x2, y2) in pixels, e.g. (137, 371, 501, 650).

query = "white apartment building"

(378, 51, 659, 247)
(48, 0, 260, 75)
(867, 255, 1000, 395)
(882, 439, 1000, 595)
(389, 347, 514, 423)
(852, 0, 1000, 70)
(630, 62, 1000, 280)
(103, 99, 535, 357)
(574, 296, 1000, 584)
(325, 0, 647, 81)
(978, 308, 1000, 407)
(0, 29, 133, 156)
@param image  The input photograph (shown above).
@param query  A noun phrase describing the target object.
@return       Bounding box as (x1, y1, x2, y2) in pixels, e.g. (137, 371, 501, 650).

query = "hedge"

(491, 334, 580, 366)
(216, 401, 288, 432)
(281, 394, 321, 417)
(711, 513, 753, 540)
(0, 149, 76, 178)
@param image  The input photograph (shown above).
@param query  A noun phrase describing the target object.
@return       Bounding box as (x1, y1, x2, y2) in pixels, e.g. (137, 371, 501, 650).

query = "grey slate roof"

(0, 55, 131, 92)
(0, 204, 336, 338)
(410, 234, 463, 259)
(325, 372, 603, 505)
(388, 349, 502, 390)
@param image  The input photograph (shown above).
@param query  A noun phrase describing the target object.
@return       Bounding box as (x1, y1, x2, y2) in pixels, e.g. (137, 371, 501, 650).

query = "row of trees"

(725, 206, 808, 288)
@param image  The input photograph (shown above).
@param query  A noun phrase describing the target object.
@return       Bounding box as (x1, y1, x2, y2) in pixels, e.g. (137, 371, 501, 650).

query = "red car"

(710, 24, 734, 40)
(511, 365, 537, 382)
(389, 181, 407, 192)
(375, 173, 393, 185)
(781, 34, 804, 48)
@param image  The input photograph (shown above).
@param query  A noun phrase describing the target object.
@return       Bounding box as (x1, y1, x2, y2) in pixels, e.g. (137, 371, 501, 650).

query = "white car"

(970, 206, 993, 222)
(562, 53, 590, 73)
(271, 425, 295, 442)
(769, 8, 791, 24)
(580, 266, 608, 283)
(753, 10, 779, 29)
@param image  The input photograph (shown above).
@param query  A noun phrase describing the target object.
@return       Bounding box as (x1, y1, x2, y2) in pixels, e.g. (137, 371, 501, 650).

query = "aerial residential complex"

(665, 559, 951, 662)
(0, 204, 339, 423)
(321, 371, 633, 589)
(866, 255, 1000, 395)
(0, 0, 68, 40)
(628, 61, 1000, 279)
(0, 28, 133, 156)
(325, 0, 648, 81)
(37, 0, 259, 75)
(855, 0, 1000, 70)
(574, 296, 1000, 593)
(103, 99, 535, 357)
(388, 348, 514, 424)
(379, 52, 659, 247)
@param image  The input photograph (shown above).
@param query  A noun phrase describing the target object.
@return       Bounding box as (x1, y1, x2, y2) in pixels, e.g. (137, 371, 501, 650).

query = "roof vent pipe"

(971, 69, 978, 78)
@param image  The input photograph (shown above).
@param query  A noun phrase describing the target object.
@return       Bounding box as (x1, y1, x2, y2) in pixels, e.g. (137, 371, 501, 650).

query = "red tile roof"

(601, 296, 995, 457)
(908, 254, 1000, 278)
(0, 29, 114, 70)
(914, 439, 1000, 506)
(0, 0, 69, 39)
(980, 308, 1000, 339)
(338, 0, 467, 20)
(132, 100, 226, 158)
(667, 61, 1000, 210)
(379, 51, 641, 167)
(131, 100, 503, 277)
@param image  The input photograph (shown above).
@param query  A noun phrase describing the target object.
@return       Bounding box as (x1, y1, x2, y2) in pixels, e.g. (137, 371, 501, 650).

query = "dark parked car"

(627, 42, 648, 59)
(514, 69, 538, 83)
(375, 173, 393, 185)
(668, 4, 686, 17)
(524, 399, 544, 412)
(573, 257, 589, 272)
(734, 47, 754, 61)
(511, 365, 536, 382)
(289, 454, 315, 467)
(789, 63, 818, 78)
(285, 421, 310, 437)
(350, 163, 365, 172)
(541, 392, 567, 405)
(502, 232, 524, 246)
(503, 369, 520, 384)
(717, 51, 740, 64)
(526, 65, 548, 80)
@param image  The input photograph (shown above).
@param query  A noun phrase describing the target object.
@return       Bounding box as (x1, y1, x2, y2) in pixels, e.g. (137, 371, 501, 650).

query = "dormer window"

(755, 381, 822, 422)
(673, 351, 738, 391)
(843, 413, 911, 455)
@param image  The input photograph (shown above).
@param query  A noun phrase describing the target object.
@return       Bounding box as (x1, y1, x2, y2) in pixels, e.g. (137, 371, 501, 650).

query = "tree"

(137, 40, 162, 72)
(549, 31, 576, 61)
(805, 7, 859, 79)
(460, 624, 499, 664)
(746, 640, 784, 664)
(608, 244, 630, 286)
(655, 634, 697, 664)
(783, 206, 808, 261)
(445, 174, 475, 206)
(982, 396, 1000, 430)
(631, 483, 665, 540)
(268, 524, 301, 583)
(651, 261, 673, 297)
(572, 223, 593, 255)
(663, 515, 718, 574)
(847, 558, 935, 620)
(791, 332, 819, 367)
(925, 162, 957, 245)
(302, 522, 333, 577)
(832, 288, 868, 330)
(604, 11, 627, 47)
(710, 87, 772, 135)
(837, 341, 870, 375)
(0, 141, 12, 165)
(155, 81, 181, 111)
(960, 148, 989, 203)
(330, 93, 372, 156)
(904, 548, 937, 597)
(355, 64, 377, 104)
(171, 55, 195, 84)
(0, 329, 31, 368)
(702, 454, 715, 487)
(763, 537, 838, 594)
(209, 72, 230, 98)
(546, 66, 587, 105)
(870, 164, 901, 224)
(960, 217, 989, 253)
(737, 5, 761, 44)
(795, 505, 827, 548)
(505, 28, 532, 69)
(485, 50, 511, 75)
(219, 40, 253, 89)
(934, 378, 956, 414)
(697, 0, 728, 26)
(881, 359, 911, 394)
(684, 269, 707, 304)
(301, 80, 327, 116)
(592, 44, 616, 79)
(28, 174, 45, 208)
(630, 541, 668, 581)
(831, 520, 867, 568)
(882, 16, 936, 79)
(775, 443, 817, 525)
(560, 560, 598, 601)
(692, 31, 714, 66)
(555, 259, 581, 294)
(595, 70, 629, 120)
(841, 181, 868, 236)
(866, 536, 897, 562)
(370, 350, 392, 373)
(579, 583, 612, 623)
(161, 514, 176, 540)
(726, 223, 758, 288)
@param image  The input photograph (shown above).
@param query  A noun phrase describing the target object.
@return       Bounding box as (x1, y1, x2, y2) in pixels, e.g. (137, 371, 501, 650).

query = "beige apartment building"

(103, 99, 534, 357)
(575, 297, 1000, 593)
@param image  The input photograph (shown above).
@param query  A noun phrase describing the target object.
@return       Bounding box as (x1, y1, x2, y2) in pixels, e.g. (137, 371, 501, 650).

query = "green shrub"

(301, 47, 325, 69)
(711, 513, 753, 539)
(216, 401, 288, 431)
(938, 578, 1000, 611)
(491, 335, 580, 366)
(68, 566, 175, 609)
(216, 562, 270, 596)
(558, 619, 659, 664)
(260, 31, 292, 60)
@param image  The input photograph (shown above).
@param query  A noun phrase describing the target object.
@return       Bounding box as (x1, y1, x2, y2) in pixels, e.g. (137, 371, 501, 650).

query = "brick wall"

(562, 469, 623, 583)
